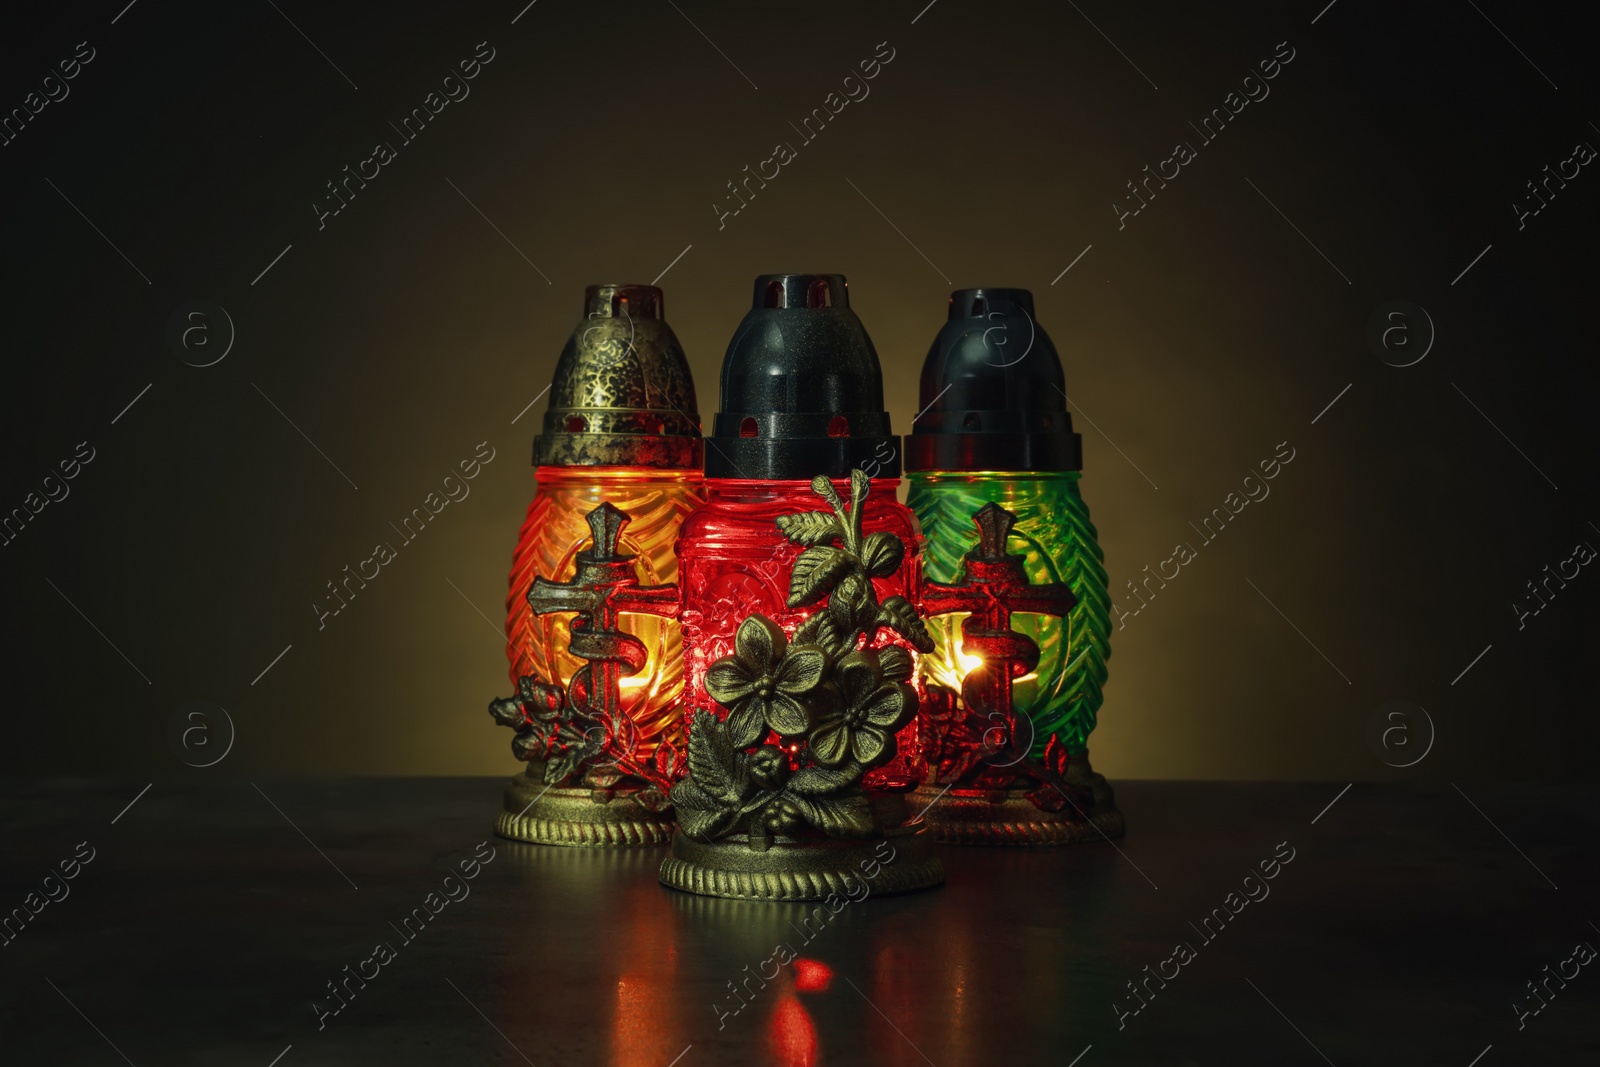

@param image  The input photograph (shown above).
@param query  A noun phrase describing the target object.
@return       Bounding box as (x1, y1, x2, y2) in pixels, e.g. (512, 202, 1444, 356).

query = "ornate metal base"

(659, 796, 944, 901)
(911, 765, 1124, 846)
(496, 771, 675, 847)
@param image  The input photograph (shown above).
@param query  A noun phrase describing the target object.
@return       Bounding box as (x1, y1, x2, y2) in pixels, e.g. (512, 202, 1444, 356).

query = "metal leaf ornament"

(669, 470, 934, 846)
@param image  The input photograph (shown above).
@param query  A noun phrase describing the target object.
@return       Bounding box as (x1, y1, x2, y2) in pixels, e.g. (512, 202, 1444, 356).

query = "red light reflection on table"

(768, 991, 819, 1067)
(792, 958, 833, 994)
(608, 880, 685, 1067)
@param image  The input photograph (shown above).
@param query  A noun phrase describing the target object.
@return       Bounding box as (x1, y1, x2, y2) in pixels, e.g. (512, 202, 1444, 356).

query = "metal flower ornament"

(704, 616, 821, 747)
(670, 470, 933, 848)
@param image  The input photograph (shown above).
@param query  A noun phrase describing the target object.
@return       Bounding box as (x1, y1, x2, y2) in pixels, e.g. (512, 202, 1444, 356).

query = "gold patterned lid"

(533, 284, 703, 468)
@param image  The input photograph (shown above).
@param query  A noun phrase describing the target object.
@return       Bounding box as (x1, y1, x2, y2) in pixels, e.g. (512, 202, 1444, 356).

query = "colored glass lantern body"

(507, 466, 701, 759)
(907, 470, 1108, 754)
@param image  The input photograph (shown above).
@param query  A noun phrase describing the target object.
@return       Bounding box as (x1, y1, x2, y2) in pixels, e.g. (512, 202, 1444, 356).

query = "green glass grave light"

(904, 288, 1122, 844)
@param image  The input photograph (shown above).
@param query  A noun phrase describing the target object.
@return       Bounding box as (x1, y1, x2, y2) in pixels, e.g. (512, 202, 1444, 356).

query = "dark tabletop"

(1, 778, 1595, 1066)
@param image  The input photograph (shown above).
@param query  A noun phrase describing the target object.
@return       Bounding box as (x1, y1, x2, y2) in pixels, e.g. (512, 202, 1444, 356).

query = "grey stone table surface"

(1, 778, 1595, 1066)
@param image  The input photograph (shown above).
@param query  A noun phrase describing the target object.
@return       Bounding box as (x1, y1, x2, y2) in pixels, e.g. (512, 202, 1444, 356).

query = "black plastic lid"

(705, 274, 901, 480)
(904, 288, 1082, 472)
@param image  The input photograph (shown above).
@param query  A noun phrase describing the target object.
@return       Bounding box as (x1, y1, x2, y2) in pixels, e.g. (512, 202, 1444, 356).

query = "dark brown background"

(3, 0, 1596, 781)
